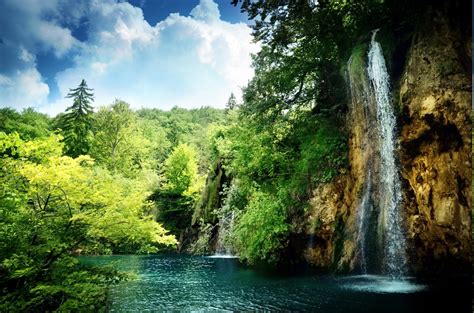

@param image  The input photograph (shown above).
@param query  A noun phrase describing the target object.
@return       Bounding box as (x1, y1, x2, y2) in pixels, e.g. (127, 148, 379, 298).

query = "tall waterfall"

(355, 170, 372, 275)
(348, 30, 407, 278)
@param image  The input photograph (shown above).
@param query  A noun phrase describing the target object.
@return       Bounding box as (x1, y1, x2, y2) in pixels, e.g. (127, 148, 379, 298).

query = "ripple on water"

(206, 255, 239, 259)
(81, 255, 468, 312)
(339, 275, 427, 294)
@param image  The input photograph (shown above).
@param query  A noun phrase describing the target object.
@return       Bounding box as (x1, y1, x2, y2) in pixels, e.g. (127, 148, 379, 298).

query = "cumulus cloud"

(0, 68, 49, 108)
(50, 0, 258, 115)
(0, 0, 259, 115)
(0, 0, 81, 109)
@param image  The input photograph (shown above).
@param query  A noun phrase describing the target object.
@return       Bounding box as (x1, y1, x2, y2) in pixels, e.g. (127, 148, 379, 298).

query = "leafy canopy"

(0, 132, 176, 311)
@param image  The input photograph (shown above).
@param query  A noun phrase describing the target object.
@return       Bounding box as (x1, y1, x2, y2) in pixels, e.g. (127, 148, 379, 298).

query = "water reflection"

(81, 254, 469, 312)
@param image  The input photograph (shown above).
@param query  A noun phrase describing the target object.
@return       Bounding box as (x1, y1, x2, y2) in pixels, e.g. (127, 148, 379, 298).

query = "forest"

(0, 0, 471, 312)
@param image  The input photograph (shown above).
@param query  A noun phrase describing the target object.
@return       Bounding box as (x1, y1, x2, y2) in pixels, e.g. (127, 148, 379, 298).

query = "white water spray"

(214, 211, 235, 257)
(367, 29, 407, 277)
(355, 170, 372, 275)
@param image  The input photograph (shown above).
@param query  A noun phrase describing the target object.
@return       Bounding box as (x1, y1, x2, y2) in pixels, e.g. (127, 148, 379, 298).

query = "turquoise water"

(83, 254, 470, 312)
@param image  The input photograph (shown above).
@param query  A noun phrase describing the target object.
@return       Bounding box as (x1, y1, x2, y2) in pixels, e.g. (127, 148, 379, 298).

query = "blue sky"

(0, 0, 259, 115)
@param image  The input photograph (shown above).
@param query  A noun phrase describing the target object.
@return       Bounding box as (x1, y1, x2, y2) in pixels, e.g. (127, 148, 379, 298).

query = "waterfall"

(348, 30, 407, 278)
(214, 211, 235, 256)
(355, 170, 372, 275)
(367, 30, 407, 277)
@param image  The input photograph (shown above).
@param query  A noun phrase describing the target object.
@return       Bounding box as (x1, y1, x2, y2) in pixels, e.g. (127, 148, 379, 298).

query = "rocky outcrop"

(303, 175, 351, 269)
(398, 8, 471, 275)
(303, 5, 471, 276)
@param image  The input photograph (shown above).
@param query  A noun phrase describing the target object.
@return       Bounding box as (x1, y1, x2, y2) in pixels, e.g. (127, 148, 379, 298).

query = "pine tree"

(61, 79, 94, 157)
(225, 93, 237, 113)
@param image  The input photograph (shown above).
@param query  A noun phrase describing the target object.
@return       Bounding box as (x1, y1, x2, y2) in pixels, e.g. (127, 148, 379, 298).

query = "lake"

(83, 254, 470, 312)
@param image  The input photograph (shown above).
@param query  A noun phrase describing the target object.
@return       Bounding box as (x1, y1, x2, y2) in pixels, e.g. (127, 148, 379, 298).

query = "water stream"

(367, 30, 407, 277)
(213, 210, 236, 257)
(348, 30, 407, 278)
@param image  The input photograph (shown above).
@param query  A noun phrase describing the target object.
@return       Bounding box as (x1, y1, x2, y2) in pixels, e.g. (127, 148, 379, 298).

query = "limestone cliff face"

(303, 7, 471, 275)
(303, 176, 351, 269)
(398, 9, 471, 275)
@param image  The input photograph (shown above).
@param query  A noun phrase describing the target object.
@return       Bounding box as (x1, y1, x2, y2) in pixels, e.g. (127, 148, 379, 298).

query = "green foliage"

(154, 143, 205, 236)
(294, 119, 347, 186)
(233, 191, 289, 264)
(137, 106, 226, 170)
(0, 132, 176, 311)
(60, 79, 94, 157)
(0, 262, 128, 312)
(90, 100, 155, 177)
(162, 143, 203, 196)
(0, 108, 51, 140)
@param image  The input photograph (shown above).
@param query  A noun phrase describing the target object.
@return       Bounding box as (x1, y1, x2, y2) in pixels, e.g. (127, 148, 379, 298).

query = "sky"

(0, 0, 260, 115)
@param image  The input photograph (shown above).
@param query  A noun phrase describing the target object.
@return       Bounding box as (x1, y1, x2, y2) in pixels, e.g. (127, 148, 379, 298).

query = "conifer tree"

(225, 93, 237, 113)
(61, 79, 94, 157)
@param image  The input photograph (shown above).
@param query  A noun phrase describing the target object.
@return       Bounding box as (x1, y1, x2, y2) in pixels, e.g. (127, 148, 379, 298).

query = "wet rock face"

(303, 8, 471, 276)
(303, 178, 347, 269)
(398, 10, 471, 275)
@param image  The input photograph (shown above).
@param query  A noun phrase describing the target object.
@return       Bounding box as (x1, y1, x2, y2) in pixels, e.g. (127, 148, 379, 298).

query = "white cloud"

(0, 0, 259, 115)
(0, 0, 79, 56)
(0, 0, 81, 110)
(46, 0, 259, 115)
(190, 0, 221, 23)
(0, 68, 49, 108)
(19, 47, 35, 63)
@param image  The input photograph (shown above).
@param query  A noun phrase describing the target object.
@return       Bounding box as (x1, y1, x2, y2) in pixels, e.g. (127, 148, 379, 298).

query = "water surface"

(82, 254, 470, 312)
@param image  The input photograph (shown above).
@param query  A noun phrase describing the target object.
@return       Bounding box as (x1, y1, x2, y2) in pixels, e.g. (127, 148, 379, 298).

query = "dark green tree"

(225, 93, 238, 113)
(61, 79, 94, 157)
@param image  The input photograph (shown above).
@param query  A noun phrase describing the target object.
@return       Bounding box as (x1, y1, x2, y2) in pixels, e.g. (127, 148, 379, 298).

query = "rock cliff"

(303, 5, 471, 276)
(398, 8, 471, 275)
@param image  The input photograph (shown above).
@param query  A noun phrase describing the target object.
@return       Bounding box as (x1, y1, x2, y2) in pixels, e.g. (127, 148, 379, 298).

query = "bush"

(233, 191, 289, 264)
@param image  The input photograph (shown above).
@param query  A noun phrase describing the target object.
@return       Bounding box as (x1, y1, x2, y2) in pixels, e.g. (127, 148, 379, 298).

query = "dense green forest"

(0, 70, 349, 309)
(0, 88, 230, 310)
(0, 0, 470, 311)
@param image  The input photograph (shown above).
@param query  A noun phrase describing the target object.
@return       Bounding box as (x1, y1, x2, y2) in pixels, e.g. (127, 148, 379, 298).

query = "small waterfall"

(348, 30, 407, 278)
(214, 211, 235, 256)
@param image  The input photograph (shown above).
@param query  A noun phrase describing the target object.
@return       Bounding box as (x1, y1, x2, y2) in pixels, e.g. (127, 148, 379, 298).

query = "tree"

(0, 132, 176, 311)
(162, 143, 202, 196)
(90, 100, 153, 176)
(60, 79, 94, 157)
(233, 191, 289, 264)
(153, 143, 205, 236)
(0, 108, 51, 140)
(225, 93, 238, 113)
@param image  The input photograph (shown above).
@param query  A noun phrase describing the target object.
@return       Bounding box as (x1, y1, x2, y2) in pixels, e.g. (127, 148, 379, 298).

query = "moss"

(348, 43, 369, 79)
(192, 161, 227, 225)
(437, 59, 459, 76)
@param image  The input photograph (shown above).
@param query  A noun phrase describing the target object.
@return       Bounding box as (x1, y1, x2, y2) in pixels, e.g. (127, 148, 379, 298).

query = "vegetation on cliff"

(0, 0, 470, 310)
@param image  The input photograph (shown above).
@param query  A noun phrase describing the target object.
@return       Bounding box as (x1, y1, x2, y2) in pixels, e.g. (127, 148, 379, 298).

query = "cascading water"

(355, 170, 372, 275)
(367, 30, 407, 278)
(214, 211, 235, 256)
(348, 30, 407, 278)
